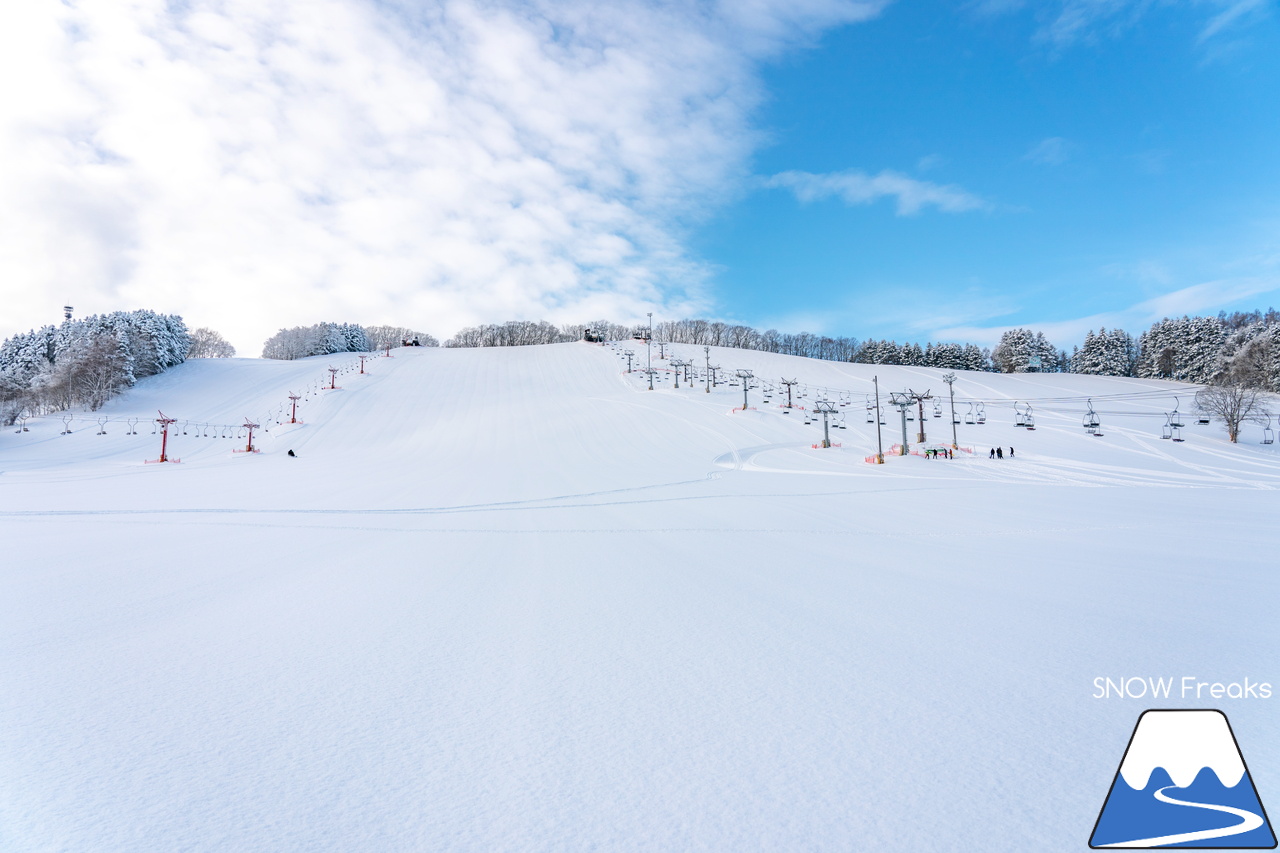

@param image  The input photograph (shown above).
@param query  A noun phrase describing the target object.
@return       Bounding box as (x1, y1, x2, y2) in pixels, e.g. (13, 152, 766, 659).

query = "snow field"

(2, 342, 1277, 851)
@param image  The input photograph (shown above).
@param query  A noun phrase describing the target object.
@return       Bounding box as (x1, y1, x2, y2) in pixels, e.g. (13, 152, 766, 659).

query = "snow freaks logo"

(1090, 710, 1276, 848)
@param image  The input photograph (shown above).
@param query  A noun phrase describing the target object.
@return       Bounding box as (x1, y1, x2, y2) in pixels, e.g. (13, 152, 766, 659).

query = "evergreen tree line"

(261, 323, 438, 360)
(0, 311, 190, 421)
(446, 309, 1280, 391)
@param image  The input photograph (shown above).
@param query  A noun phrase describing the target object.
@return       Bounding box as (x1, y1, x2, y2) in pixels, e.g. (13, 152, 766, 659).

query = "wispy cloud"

(930, 276, 1280, 347)
(765, 169, 991, 216)
(1023, 137, 1074, 166)
(1101, 260, 1174, 286)
(973, 0, 1271, 48)
(1199, 0, 1271, 42)
(967, 0, 1028, 16)
(0, 0, 886, 352)
(916, 153, 946, 172)
(1038, 0, 1150, 48)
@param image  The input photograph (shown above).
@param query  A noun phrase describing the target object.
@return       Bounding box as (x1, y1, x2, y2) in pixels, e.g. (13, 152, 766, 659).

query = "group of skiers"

(988, 447, 1014, 459)
(924, 448, 953, 459)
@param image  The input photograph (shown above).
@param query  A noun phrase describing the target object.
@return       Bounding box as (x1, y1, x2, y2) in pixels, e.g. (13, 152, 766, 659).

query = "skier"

(996, 447, 1003, 459)
(1009, 447, 1015, 458)
(989, 448, 995, 459)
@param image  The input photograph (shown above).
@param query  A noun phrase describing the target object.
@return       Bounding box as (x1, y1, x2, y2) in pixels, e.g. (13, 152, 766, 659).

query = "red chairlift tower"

(288, 393, 302, 424)
(146, 411, 179, 464)
(235, 418, 260, 453)
(359, 354, 368, 374)
(327, 367, 340, 390)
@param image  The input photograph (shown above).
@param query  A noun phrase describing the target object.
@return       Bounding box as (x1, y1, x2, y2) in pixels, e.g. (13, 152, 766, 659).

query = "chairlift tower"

(736, 369, 754, 411)
(670, 359, 688, 388)
(814, 399, 838, 448)
(906, 389, 932, 444)
(703, 346, 712, 393)
(645, 366, 657, 391)
(150, 411, 178, 463)
(889, 392, 913, 455)
(781, 378, 798, 409)
(625, 351, 634, 373)
(646, 312, 653, 380)
(657, 342, 668, 360)
(288, 393, 302, 424)
(358, 354, 368, 374)
(942, 373, 958, 448)
(240, 418, 260, 453)
(63, 305, 73, 321)
(873, 376, 885, 463)
(328, 367, 339, 390)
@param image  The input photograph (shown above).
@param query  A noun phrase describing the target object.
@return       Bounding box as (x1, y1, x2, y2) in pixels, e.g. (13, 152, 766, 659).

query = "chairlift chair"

(1169, 397, 1185, 428)
(1014, 403, 1026, 427)
(976, 403, 987, 425)
(1171, 425, 1185, 443)
(1263, 417, 1275, 445)
(1024, 405, 1036, 430)
(1161, 415, 1172, 440)
(964, 403, 975, 425)
(933, 400, 942, 418)
(1083, 399, 1101, 435)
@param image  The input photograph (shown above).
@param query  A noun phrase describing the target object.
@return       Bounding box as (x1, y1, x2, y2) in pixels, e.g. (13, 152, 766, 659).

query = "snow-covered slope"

(2, 343, 1276, 852)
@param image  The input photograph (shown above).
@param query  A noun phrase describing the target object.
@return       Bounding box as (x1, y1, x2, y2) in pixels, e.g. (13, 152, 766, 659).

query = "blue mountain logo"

(1091, 710, 1276, 848)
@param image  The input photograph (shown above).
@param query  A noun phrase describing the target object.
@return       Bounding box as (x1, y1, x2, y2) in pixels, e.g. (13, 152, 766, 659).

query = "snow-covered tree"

(1073, 327, 1135, 376)
(262, 322, 372, 359)
(1137, 316, 1225, 383)
(0, 310, 190, 419)
(993, 328, 1059, 372)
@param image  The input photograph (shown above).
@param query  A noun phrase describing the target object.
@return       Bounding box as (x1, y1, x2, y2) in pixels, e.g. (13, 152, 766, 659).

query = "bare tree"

(1195, 382, 1272, 443)
(187, 327, 237, 358)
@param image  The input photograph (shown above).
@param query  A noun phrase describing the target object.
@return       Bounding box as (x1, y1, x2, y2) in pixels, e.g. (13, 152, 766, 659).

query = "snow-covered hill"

(2, 343, 1277, 851)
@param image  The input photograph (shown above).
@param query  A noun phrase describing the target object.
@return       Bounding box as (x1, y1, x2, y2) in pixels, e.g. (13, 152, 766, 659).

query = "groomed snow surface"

(2, 342, 1277, 851)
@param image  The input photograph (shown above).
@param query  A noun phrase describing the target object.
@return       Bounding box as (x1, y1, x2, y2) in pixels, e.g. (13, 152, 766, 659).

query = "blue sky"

(702, 0, 1280, 347)
(0, 0, 1276, 353)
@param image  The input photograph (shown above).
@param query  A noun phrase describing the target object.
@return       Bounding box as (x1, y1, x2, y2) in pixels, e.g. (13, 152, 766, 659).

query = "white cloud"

(765, 169, 991, 216)
(0, 0, 884, 354)
(1023, 136, 1074, 166)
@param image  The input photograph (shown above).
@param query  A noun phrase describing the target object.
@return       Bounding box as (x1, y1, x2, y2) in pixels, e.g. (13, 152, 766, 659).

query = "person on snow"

(989, 448, 995, 459)
(1009, 447, 1014, 458)
(996, 447, 1003, 459)
(288, 449, 297, 457)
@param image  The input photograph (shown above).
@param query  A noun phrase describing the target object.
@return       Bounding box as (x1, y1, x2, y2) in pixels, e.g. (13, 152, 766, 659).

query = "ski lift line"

(11, 355, 375, 435)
